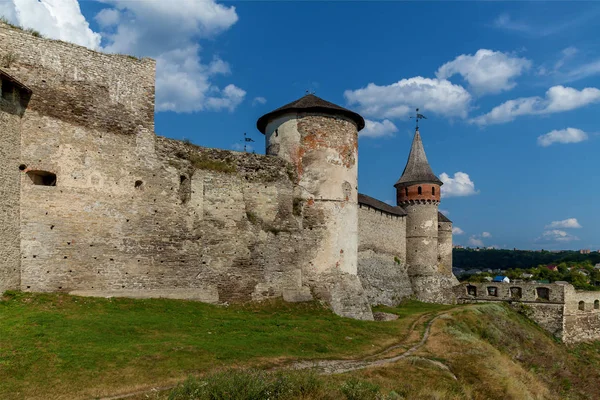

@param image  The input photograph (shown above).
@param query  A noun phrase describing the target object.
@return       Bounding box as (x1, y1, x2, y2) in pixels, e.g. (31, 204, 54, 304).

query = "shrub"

(339, 378, 381, 400)
(189, 153, 236, 174)
(168, 369, 323, 400)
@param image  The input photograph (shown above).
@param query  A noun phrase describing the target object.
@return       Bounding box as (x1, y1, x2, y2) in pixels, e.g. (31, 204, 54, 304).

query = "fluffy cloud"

(452, 227, 464, 235)
(468, 236, 484, 247)
(440, 172, 479, 198)
(541, 229, 579, 242)
(359, 119, 398, 138)
(96, 0, 244, 113)
(439, 209, 450, 216)
(436, 49, 531, 94)
(0, 0, 101, 48)
(344, 77, 471, 120)
(482, 232, 492, 238)
(471, 85, 600, 125)
(545, 218, 582, 229)
(537, 128, 588, 147)
(252, 97, 267, 106)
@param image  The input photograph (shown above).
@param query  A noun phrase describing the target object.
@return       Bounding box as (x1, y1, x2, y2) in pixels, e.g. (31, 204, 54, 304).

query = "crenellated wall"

(357, 201, 411, 306)
(455, 282, 600, 343)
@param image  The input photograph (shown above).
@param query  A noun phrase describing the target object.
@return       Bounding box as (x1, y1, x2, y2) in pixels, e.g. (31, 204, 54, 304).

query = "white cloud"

(436, 49, 531, 94)
(545, 218, 582, 229)
(439, 209, 450, 216)
(541, 229, 579, 242)
(344, 77, 471, 120)
(1, 0, 101, 49)
(155, 47, 244, 112)
(468, 236, 484, 247)
(96, 0, 243, 113)
(470, 85, 600, 125)
(492, 12, 598, 37)
(252, 96, 267, 106)
(94, 8, 120, 28)
(537, 128, 588, 147)
(482, 232, 492, 238)
(452, 227, 464, 235)
(538, 47, 600, 84)
(359, 119, 398, 138)
(440, 172, 479, 198)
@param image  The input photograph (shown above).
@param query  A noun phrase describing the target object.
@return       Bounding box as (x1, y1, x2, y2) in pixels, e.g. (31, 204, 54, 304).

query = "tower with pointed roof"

(394, 128, 445, 301)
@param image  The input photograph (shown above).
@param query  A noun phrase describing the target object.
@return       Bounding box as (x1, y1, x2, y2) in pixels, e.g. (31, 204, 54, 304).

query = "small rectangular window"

(27, 170, 56, 186)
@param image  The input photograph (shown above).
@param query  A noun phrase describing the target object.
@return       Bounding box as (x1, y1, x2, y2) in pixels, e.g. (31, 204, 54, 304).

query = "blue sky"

(2, 1, 599, 250)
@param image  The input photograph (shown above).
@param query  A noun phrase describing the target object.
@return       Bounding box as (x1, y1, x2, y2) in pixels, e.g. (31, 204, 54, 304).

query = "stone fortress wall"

(0, 22, 375, 320)
(454, 282, 600, 343)
(357, 196, 411, 306)
(5, 22, 600, 343)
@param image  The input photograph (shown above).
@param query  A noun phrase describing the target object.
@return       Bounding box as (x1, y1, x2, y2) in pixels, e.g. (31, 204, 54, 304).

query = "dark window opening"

(27, 170, 56, 186)
(405, 187, 408, 196)
(595, 300, 599, 310)
(467, 285, 477, 296)
(579, 301, 585, 311)
(180, 175, 187, 184)
(418, 186, 422, 195)
(510, 287, 522, 299)
(2, 80, 14, 101)
(19, 164, 26, 171)
(487, 286, 498, 297)
(536, 287, 550, 301)
(432, 187, 435, 195)
(135, 180, 143, 189)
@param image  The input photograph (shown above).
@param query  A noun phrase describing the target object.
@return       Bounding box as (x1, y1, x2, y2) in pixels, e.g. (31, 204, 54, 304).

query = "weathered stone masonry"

(455, 282, 600, 343)
(4, 22, 600, 342)
(1, 22, 455, 323)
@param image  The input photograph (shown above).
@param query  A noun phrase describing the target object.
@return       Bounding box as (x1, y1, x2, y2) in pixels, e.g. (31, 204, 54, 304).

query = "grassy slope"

(0, 292, 444, 400)
(3, 292, 600, 400)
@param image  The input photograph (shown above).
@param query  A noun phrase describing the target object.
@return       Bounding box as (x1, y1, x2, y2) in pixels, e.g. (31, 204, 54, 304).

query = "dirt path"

(287, 313, 447, 374)
(99, 310, 453, 400)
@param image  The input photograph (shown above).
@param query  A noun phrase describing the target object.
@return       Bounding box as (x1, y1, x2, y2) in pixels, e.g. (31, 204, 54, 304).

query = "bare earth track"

(100, 309, 457, 400)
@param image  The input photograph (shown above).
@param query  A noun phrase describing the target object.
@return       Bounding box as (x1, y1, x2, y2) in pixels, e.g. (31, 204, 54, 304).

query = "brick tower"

(394, 128, 444, 302)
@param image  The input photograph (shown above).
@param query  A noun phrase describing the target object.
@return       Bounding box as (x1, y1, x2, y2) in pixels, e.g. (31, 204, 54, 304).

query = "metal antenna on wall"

(243, 132, 255, 153)
(410, 108, 427, 131)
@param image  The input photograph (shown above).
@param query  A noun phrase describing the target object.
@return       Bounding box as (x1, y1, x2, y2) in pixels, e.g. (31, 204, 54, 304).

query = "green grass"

(0, 292, 441, 399)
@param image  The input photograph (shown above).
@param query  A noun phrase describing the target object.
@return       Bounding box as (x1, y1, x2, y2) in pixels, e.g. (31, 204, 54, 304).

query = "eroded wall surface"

(562, 288, 600, 343)
(357, 205, 411, 306)
(0, 88, 22, 292)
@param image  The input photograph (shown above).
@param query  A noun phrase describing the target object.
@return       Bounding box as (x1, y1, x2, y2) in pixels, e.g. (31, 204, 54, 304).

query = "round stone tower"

(394, 128, 444, 301)
(257, 94, 365, 276)
(437, 211, 453, 276)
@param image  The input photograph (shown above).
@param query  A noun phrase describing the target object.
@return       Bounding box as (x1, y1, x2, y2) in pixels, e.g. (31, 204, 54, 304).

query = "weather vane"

(242, 132, 255, 153)
(410, 108, 427, 130)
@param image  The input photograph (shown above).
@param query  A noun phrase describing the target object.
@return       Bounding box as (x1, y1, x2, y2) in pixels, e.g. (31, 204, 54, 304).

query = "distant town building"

(493, 276, 510, 283)
(547, 265, 558, 272)
(453, 245, 464, 249)
(522, 273, 534, 279)
(580, 249, 591, 254)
